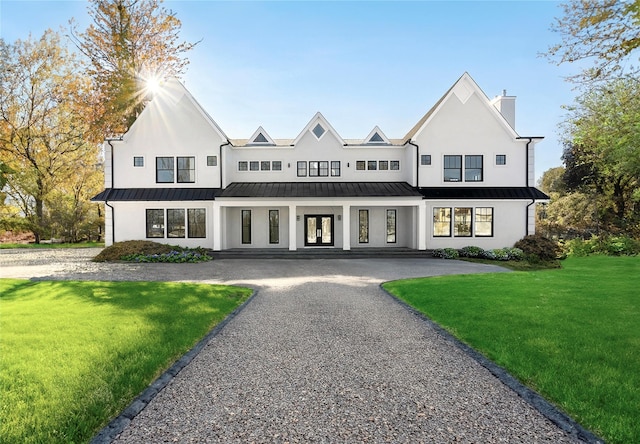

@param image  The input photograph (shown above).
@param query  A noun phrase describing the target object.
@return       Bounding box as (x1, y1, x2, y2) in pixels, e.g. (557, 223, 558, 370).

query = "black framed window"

(272, 161, 282, 171)
(177, 157, 195, 183)
(269, 210, 279, 244)
(156, 157, 174, 183)
(465, 155, 483, 182)
(443, 155, 462, 182)
(454, 207, 472, 237)
(421, 155, 431, 166)
(297, 161, 307, 177)
(475, 207, 493, 237)
(261, 161, 271, 171)
(386, 209, 396, 243)
(238, 161, 248, 171)
(367, 160, 377, 170)
(146, 209, 164, 238)
(496, 154, 506, 165)
(241, 210, 251, 244)
(331, 161, 341, 176)
(433, 207, 451, 237)
(167, 209, 185, 238)
(390, 160, 400, 170)
(188, 208, 206, 238)
(207, 156, 217, 166)
(319, 161, 329, 177)
(379, 160, 388, 170)
(249, 161, 259, 171)
(359, 209, 369, 243)
(356, 161, 366, 170)
(134, 156, 144, 167)
(309, 161, 319, 177)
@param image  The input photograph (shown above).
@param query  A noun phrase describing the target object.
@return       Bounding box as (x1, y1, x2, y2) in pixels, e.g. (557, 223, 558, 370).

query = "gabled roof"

(419, 187, 549, 200)
(91, 188, 220, 202)
(363, 126, 391, 145)
(404, 72, 519, 142)
(292, 112, 346, 145)
(247, 126, 276, 145)
(218, 182, 423, 198)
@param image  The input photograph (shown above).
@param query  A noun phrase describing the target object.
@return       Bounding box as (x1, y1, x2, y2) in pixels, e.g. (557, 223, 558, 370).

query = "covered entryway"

(304, 215, 334, 246)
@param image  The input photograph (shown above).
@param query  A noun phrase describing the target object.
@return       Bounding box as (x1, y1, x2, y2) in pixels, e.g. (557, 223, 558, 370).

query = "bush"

(122, 250, 211, 263)
(93, 240, 210, 263)
(563, 235, 640, 257)
(432, 248, 459, 259)
(490, 248, 511, 261)
(514, 235, 562, 262)
(505, 247, 525, 261)
(459, 246, 485, 258)
(481, 249, 497, 260)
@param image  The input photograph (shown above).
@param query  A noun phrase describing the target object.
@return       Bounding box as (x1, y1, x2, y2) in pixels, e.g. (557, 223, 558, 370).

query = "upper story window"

(319, 161, 329, 176)
(272, 161, 282, 171)
(312, 123, 325, 139)
(390, 161, 400, 170)
(421, 155, 431, 166)
(207, 156, 217, 166)
(356, 161, 366, 171)
(249, 161, 259, 171)
(379, 160, 388, 170)
(177, 157, 195, 183)
(367, 161, 377, 170)
(443, 155, 462, 182)
(331, 161, 341, 177)
(465, 155, 483, 182)
(238, 161, 248, 171)
(496, 154, 506, 165)
(156, 157, 174, 183)
(134, 156, 144, 167)
(261, 161, 271, 171)
(297, 161, 307, 177)
(309, 161, 319, 177)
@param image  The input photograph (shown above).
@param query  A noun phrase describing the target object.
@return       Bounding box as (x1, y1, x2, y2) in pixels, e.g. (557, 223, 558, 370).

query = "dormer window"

(369, 132, 384, 142)
(364, 126, 390, 144)
(248, 126, 275, 145)
(253, 133, 268, 143)
(312, 123, 325, 139)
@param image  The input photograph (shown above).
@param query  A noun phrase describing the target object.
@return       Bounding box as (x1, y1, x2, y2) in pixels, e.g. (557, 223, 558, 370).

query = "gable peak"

(248, 126, 275, 145)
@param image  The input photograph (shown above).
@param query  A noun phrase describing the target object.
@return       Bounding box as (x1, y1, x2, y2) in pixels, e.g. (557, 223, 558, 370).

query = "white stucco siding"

(414, 90, 527, 188)
(225, 206, 290, 249)
(349, 206, 413, 248)
(426, 200, 528, 250)
(109, 201, 215, 249)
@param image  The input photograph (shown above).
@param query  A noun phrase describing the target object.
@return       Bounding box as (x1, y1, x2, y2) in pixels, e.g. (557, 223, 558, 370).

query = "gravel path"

(1, 249, 592, 443)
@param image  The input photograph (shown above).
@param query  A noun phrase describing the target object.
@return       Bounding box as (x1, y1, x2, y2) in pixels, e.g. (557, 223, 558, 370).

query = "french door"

(304, 215, 334, 246)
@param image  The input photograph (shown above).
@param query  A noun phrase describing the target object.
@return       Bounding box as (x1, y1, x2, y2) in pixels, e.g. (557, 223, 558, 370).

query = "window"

(356, 161, 366, 171)
(386, 209, 396, 243)
(319, 161, 329, 177)
(156, 157, 174, 183)
(309, 161, 319, 177)
(207, 156, 217, 166)
(177, 157, 195, 183)
(496, 154, 506, 165)
(454, 207, 472, 237)
(475, 207, 493, 237)
(433, 208, 451, 237)
(261, 161, 271, 171)
(238, 161, 248, 171)
(188, 209, 206, 238)
(367, 160, 377, 170)
(297, 161, 307, 176)
(379, 160, 389, 170)
(465, 155, 483, 182)
(253, 132, 268, 143)
(359, 210, 369, 243)
(331, 161, 341, 176)
(134, 156, 144, 167)
(272, 161, 282, 171)
(146, 209, 164, 238)
(390, 161, 400, 170)
(369, 132, 384, 143)
(312, 123, 325, 138)
(444, 155, 462, 182)
(249, 161, 259, 171)
(421, 155, 431, 166)
(241, 210, 251, 244)
(167, 209, 185, 238)
(269, 210, 279, 244)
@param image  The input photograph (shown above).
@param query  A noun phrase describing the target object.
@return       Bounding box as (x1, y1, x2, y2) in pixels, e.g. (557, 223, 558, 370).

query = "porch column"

(342, 204, 351, 250)
(289, 204, 297, 251)
(212, 203, 222, 251)
(417, 203, 427, 250)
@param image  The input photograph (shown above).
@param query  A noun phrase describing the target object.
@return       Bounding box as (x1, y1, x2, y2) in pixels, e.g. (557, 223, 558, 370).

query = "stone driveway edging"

(90, 289, 259, 444)
(380, 283, 604, 444)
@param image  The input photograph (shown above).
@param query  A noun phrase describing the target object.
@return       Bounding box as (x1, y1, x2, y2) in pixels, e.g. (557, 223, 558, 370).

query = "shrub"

(514, 235, 562, 262)
(505, 247, 525, 261)
(491, 248, 511, 261)
(563, 235, 640, 257)
(122, 250, 211, 263)
(432, 248, 459, 259)
(481, 249, 497, 260)
(93, 240, 210, 263)
(459, 246, 485, 258)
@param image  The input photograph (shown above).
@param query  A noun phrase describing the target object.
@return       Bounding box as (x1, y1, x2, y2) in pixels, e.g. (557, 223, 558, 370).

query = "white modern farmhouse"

(92, 72, 548, 251)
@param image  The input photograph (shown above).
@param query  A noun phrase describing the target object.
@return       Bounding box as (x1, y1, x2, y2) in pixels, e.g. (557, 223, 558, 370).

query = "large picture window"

(188, 209, 206, 238)
(359, 209, 369, 243)
(454, 207, 472, 237)
(475, 207, 493, 237)
(443, 155, 462, 182)
(156, 157, 174, 183)
(177, 157, 195, 183)
(386, 209, 396, 243)
(433, 208, 451, 237)
(241, 210, 251, 244)
(465, 155, 483, 182)
(167, 209, 185, 238)
(146, 209, 165, 238)
(269, 210, 279, 244)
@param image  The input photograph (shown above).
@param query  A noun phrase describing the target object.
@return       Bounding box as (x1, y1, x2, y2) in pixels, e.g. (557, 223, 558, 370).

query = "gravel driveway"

(1, 249, 596, 443)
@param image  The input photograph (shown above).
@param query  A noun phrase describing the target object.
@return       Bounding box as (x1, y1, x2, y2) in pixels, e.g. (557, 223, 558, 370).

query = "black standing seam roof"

(419, 187, 549, 200)
(216, 182, 424, 198)
(91, 188, 220, 201)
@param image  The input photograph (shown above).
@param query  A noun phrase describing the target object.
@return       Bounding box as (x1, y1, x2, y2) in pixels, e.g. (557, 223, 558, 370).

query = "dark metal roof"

(419, 187, 549, 200)
(218, 182, 424, 198)
(91, 188, 220, 202)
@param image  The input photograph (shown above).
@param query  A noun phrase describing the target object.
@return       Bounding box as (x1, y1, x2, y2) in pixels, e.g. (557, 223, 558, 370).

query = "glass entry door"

(305, 215, 334, 246)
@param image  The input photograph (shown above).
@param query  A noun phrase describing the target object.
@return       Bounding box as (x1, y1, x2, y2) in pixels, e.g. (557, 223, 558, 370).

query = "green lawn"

(383, 256, 640, 444)
(0, 279, 252, 444)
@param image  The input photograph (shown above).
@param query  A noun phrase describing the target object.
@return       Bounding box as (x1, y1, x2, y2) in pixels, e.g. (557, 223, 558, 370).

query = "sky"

(0, 0, 580, 181)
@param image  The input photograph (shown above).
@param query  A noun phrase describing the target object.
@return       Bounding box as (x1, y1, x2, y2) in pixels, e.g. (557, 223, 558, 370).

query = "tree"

(547, 0, 640, 84)
(0, 30, 101, 242)
(69, 0, 196, 138)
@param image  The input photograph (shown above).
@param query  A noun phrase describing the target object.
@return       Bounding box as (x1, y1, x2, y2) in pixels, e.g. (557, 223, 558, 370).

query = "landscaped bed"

(0, 279, 252, 444)
(383, 256, 640, 444)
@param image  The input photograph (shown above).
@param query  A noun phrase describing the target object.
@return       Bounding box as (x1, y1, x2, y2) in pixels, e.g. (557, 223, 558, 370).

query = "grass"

(383, 256, 640, 444)
(0, 241, 104, 249)
(0, 279, 252, 444)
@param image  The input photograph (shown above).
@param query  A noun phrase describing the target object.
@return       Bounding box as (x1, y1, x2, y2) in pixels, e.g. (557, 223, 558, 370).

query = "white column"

(342, 204, 351, 250)
(289, 204, 297, 251)
(417, 203, 427, 250)
(212, 203, 221, 251)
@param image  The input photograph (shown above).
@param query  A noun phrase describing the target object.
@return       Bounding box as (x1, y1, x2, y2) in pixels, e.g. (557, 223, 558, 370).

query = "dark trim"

(219, 140, 231, 188)
(407, 140, 419, 187)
